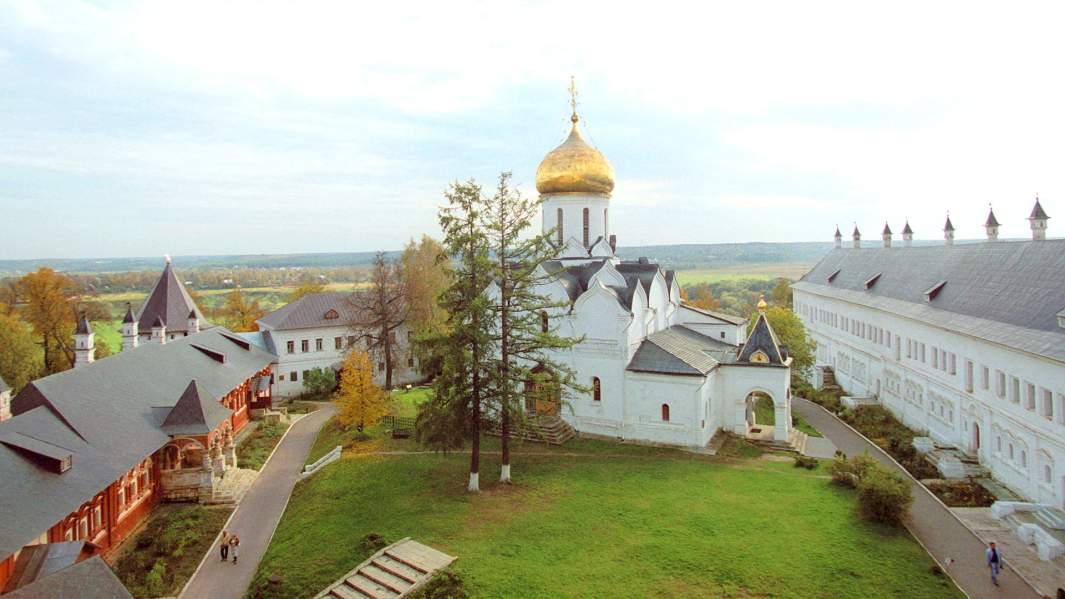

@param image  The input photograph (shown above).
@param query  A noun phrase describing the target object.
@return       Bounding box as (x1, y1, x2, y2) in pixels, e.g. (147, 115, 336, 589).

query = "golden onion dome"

(535, 114, 615, 196)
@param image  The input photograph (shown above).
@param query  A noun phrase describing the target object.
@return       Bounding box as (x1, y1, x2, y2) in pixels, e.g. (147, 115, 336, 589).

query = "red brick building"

(0, 327, 273, 591)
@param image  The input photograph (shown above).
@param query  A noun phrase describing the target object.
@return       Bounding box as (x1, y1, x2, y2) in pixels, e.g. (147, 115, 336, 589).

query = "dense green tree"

(415, 179, 496, 492)
(0, 312, 41, 393)
(482, 172, 583, 484)
(302, 367, 337, 399)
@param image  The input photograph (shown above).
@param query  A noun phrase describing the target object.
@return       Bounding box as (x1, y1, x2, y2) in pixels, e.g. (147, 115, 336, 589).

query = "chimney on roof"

(882, 222, 893, 248)
(121, 302, 139, 351)
(943, 214, 955, 246)
(902, 220, 914, 247)
(984, 205, 1000, 241)
(638, 256, 649, 264)
(1029, 195, 1049, 240)
(151, 316, 167, 345)
(187, 309, 200, 336)
(833, 225, 842, 249)
(852, 225, 861, 249)
(74, 313, 95, 368)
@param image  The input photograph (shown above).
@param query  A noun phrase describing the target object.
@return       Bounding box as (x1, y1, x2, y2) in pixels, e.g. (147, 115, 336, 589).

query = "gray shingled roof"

(257, 291, 360, 331)
(543, 258, 678, 312)
(135, 262, 209, 334)
(3, 555, 131, 599)
(74, 314, 92, 336)
(161, 381, 232, 436)
(795, 240, 1065, 362)
(0, 328, 273, 560)
(3, 541, 94, 593)
(738, 312, 787, 365)
(627, 326, 737, 376)
(679, 303, 748, 326)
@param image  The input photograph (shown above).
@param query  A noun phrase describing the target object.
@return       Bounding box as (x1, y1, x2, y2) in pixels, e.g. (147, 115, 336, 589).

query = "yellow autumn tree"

(334, 349, 389, 431)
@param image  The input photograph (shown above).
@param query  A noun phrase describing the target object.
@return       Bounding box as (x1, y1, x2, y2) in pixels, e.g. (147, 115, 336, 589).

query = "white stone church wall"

(622, 371, 707, 446)
(795, 288, 1065, 507)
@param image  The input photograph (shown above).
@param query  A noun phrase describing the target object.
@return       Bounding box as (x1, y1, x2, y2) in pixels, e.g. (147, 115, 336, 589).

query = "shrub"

(857, 468, 913, 524)
(144, 560, 167, 597)
(358, 532, 389, 554)
(794, 455, 818, 470)
(827, 453, 878, 488)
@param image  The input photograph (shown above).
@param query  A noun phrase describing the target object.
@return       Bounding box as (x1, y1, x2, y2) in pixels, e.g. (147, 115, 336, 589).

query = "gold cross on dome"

(568, 76, 579, 121)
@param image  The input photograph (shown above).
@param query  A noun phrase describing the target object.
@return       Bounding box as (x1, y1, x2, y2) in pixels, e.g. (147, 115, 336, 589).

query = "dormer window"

(864, 273, 881, 290)
(324, 309, 339, 320)
(827, 269, 841, 283)
(1057, 309, 1065, 329)
(924, 281, 947, 301)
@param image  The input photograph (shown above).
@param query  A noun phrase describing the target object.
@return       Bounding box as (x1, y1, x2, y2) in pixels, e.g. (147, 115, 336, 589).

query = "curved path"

(793, 398, 1039, 599)
(181, 404, 335, 599)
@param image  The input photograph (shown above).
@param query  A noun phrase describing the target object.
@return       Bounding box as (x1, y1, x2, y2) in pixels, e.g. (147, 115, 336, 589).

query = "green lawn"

(754, 395, 823, 438)
(392, 386, 431, 418)
(254, 431, 959, 599)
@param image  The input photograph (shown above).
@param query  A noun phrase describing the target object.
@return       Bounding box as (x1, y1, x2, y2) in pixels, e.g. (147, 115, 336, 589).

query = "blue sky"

(2, 0, 1064, 259)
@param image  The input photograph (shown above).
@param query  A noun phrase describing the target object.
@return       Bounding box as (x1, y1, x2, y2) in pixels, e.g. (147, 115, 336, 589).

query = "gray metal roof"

(679, 303, 747, 326)
(0, 328, 273, 559)
(542, 258, 677, 312)
(627, 326, 737, 376)
(135, 262, 210, 334)
(161, 380, 232, 436)
(737, 312, 787, 365)
(795, 240, 1065, 362)
(257, 291, 360, 330)
(3, 555, 132, 599)
(3, 541, 94, 593)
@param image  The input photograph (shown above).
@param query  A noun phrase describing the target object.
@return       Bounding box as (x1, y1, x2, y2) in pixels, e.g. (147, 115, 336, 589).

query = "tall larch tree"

(335, 349, 389, 431)
(0, 312, 41, 392)
(400, 235, 452, 337)
(18, 268, 77, 374)
(350, 252, 407, 390)
(415, 179, 495, 492)
(219, 287, 265, 332)
(482, 172, 583, 484)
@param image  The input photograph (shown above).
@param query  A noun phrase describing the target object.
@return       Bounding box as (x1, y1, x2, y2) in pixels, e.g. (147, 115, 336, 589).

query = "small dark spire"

(882, 222, 892, 235)
(985, 205, 1000, 227)
(852, 225, 861, 237)
(152, 315, 166, 328)
(944, 214, 955, 231)
(75, 312, 93, 335)
(122, 302, 136, 324)
(902, 220, 913, 235)
(1030, 196, 1050, 220)
(188, 309, 197, 319)
(834, 225, 842, 238)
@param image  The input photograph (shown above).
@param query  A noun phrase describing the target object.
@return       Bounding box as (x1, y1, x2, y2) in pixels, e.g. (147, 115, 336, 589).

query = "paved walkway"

(793, 398, 1040, 599)
(181, 404, 335, 599)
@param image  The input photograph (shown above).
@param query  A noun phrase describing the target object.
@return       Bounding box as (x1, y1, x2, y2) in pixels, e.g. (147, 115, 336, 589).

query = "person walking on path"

(219, 530, 230, 562)
(230, 535, 240, 565)
(986, 541, 1002, 586)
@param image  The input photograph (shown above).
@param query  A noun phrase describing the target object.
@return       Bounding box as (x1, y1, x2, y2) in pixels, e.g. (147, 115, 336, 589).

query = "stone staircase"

(315, 538, 455, 599)
(820, 366, 843, 395)
(487, 414, 577, 445)
(749, 428, 809, 454)
(925, 445, 989, 479)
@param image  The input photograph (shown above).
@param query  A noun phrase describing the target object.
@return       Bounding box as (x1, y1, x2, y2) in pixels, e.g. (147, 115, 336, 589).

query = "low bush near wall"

(925, 480, 996, 508)
(794, 455, 819, 470)
(840, 406, 940, 479)
(828, 453, 913, 525)
(858, 468, 914, 524)
(793, 376, 843, 413)
(409, 569, 470, 599)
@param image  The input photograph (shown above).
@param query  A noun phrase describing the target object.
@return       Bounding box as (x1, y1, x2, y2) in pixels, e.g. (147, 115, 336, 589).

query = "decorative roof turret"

(74, 313, 93, 336)
(1029, 195, 1050, 240)
(833, 225, 842, 248)
(851, 225, 861, 249)
(985, 205, 1000, 241)
(738, 296, 789, 365)
(122, 302, 136, 324)
(902, 219, 914, 247)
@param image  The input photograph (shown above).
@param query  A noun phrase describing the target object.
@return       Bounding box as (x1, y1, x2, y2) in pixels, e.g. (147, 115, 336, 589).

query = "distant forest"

(0, 241, 836, 277)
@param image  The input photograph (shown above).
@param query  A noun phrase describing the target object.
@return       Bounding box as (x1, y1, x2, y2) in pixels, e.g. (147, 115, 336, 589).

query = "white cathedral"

(491, 99, 795, 449)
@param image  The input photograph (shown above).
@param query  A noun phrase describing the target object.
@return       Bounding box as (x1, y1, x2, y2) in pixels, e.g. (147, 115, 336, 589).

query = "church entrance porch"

(737, 390, 791, 443)
(523, 365, 561, 417)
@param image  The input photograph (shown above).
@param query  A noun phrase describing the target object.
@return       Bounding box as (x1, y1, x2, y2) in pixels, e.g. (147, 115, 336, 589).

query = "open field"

(674, 262, 814, 285)
(252, 428, 959, 599)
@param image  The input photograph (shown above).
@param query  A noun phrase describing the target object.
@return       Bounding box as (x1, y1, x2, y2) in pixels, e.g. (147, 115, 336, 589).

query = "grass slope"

(755, 396, 823, 438)
(252, 434, 958, 599)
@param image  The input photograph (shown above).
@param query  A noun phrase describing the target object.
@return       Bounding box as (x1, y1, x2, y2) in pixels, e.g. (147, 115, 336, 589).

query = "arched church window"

(661, 404, 670, 422)
(557, 208, 564, 245)
(540, 311, 549, 333)
(583, 208, 590, 247)
(592, 377, 601, 402)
